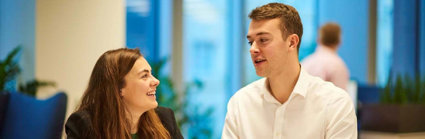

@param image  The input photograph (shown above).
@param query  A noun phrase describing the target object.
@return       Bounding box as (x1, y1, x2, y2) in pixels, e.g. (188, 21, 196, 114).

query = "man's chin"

(255, 71, 266, 77)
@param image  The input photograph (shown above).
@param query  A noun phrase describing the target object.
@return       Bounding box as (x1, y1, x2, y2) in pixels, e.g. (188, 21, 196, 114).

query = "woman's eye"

(248, 41, 253, 46)
(141, 74, 148, 78)
(260, 39, 268, 43)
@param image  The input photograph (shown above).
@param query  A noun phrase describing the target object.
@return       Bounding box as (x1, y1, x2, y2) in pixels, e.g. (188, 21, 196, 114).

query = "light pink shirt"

(301, 45, 350, 90)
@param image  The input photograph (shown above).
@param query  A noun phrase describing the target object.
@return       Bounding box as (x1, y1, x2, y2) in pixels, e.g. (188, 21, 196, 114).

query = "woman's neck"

(127, 110, 145, 134)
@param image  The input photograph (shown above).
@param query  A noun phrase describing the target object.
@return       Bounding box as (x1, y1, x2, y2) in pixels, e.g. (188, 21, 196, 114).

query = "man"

(222, 3, 357, 139)
(302, 23, 350, 91)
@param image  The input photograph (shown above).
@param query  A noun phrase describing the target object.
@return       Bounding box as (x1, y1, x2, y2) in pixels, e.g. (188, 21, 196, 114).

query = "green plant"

(0, 45, 56, 97)
(151, 58, 214, 139)
(0, 46, 21, 92)
(18, 79, 56, 97)
(381, 74, 425, 104)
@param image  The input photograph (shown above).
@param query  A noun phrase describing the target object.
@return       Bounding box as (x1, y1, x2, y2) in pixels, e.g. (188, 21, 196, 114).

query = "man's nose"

(249, 42, 259, 54)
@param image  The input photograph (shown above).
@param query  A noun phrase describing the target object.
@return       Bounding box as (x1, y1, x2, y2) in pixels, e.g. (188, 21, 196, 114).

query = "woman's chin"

(149, 101, 158, 109)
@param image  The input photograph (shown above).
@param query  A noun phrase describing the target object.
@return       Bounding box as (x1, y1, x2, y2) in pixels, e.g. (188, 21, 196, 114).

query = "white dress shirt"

(301, 45, 350, 91)
(222, 69, 357, 139)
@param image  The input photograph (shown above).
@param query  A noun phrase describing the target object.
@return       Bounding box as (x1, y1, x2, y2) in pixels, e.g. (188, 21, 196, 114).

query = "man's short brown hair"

(249, 3, 303, 50)
(319, 22, 341, 47)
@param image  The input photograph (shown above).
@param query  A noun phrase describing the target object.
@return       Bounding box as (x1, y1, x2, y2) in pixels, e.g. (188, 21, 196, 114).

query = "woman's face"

(121, 57, 159, 114)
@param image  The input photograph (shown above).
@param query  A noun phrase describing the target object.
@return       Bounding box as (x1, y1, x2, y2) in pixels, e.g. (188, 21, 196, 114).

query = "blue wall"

(420, 0, 425, 77)
(126, 0, 159, 62)
(0, 0, 35, 85)
(392, 0, 418, 78)
(318, 0, 369, 84)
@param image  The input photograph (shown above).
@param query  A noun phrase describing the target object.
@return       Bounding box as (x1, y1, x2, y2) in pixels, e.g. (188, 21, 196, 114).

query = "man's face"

(247, 18, 292, 77)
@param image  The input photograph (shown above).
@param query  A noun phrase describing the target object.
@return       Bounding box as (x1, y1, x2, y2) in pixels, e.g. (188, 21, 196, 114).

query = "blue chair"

(1, 92, 67, 139)
(357, 84, 381, 104)
(0, 93, 10, 135)
(356, 84, 381, 132)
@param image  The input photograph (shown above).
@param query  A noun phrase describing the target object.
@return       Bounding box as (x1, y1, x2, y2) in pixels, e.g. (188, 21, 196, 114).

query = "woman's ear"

(120, 88, 125, 97)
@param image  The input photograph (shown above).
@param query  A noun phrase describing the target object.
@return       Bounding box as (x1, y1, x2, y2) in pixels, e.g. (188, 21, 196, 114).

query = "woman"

(65, 48, 183, 139)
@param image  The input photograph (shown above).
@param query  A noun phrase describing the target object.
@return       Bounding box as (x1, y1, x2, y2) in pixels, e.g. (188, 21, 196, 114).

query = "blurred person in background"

(222, 3, 357, 139)
(301, 22, 350, 91)
(65, 48, 183, 139)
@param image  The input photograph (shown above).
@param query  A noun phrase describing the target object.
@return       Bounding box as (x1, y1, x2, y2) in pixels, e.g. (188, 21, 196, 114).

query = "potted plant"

(0, 46, 21, 135)
(0, 46, 21, 93)
(361, 74, 425, 133)
(0, 46, 56, 97)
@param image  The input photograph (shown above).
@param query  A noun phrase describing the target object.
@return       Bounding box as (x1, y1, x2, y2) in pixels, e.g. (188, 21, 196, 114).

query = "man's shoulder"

(300, 53, 317, 66)
(236, 78, 265, 94)
(228, 78, 266, 102)
(306, 77, 351, 102)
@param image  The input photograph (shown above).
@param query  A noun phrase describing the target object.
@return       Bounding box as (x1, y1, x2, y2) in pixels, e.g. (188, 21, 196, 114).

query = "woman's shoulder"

(65, 110, 94, 138)
(155, 106, 183, 139)
(155, 106, 175, 123)
(69, 110, 91, 118)
(67, 110, 92, 125)
(155, 106, 174, 115)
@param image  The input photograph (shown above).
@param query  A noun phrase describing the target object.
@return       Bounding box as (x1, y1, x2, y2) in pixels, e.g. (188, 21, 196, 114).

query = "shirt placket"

(273, 104, 286, 139)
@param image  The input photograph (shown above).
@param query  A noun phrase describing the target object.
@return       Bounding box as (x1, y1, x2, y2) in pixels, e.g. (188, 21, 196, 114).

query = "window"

(376, 0, 393, 86)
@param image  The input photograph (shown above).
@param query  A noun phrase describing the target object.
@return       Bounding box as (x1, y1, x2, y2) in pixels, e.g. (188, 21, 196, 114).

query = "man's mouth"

(254, 58, 267, 64)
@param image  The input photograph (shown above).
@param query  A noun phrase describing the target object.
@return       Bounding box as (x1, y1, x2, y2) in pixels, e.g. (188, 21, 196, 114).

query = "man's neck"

(267, 64, 301, 104)
(319, 45, 338, 53)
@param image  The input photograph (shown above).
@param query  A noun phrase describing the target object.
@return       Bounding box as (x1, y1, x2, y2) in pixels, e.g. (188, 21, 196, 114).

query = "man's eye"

(248, 41, 253, 46)
(141, 74, 148, 78)
(260, 39, 268, 43)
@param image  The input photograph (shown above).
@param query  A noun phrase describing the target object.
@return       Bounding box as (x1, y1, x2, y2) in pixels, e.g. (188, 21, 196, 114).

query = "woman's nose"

(151, 77, 160, 87)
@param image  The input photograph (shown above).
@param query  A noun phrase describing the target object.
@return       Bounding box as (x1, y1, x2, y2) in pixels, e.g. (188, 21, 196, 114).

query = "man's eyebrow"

(247, 32, 271, 39)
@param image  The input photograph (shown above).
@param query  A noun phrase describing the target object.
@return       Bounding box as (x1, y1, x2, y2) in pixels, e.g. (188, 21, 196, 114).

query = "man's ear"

(288, 34, 300, 49)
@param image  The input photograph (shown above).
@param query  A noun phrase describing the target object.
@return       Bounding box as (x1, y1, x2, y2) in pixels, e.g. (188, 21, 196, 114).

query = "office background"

(1, 0, 425, 138)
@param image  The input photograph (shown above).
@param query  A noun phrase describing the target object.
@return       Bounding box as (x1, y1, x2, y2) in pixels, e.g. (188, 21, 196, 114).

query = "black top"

(65, 107, 183, 139)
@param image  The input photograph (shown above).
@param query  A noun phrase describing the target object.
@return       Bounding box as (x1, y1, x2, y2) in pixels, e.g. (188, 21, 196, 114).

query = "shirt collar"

(292, 68, 309, 98)
(262, 79, 281, 104)
(262, 68, 310, 104)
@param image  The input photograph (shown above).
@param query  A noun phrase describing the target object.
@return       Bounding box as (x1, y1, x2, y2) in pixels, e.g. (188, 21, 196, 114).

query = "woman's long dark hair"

(77, 48, 170, 139)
